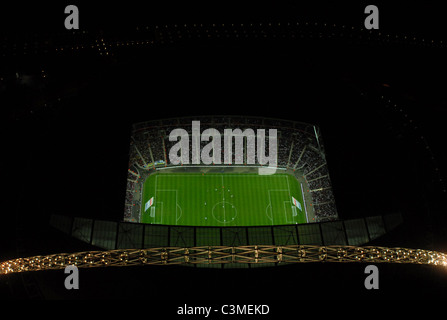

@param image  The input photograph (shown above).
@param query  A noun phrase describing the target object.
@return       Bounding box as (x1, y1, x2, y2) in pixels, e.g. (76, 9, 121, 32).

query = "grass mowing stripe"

(141, 172, 306, 226)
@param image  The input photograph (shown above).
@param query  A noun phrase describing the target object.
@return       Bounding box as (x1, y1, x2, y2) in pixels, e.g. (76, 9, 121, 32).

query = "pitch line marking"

(221, 175, 225, 224)
(283, 201, 290, 224)
(154, 202, 163, 224)
(267, 189, 289, 225)
(154, 174, 158, 221)
(156, 189, 181, 224)
(265, 204, 273, 222)
(211, 201, 237, 224)
(300, 183, 309, 223)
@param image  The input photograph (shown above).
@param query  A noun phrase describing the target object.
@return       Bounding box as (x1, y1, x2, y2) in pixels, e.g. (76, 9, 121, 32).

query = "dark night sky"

(1, 1, 447, 304)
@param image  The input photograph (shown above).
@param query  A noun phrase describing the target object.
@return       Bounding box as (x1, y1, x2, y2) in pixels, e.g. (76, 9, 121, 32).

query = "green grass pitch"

(140, 172, 307, 226)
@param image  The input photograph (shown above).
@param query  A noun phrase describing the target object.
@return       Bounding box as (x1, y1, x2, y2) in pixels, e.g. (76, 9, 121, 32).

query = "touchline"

(168, 121, 278, 174)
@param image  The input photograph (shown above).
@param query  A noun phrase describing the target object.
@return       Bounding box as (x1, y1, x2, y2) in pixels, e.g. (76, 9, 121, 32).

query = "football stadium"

(45, 115, 406, 264)
(128, 116, 327, 227)
(2, 3, 447, 301)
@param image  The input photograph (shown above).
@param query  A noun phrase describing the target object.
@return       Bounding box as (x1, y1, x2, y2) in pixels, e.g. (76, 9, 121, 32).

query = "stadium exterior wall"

(49, 213, 403, 268)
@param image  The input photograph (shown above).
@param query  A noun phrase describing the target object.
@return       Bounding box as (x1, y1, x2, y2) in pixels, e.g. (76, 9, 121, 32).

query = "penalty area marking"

(283, 201, 296, 224)
(155, 189, 183, 224)
(266, 189, 289, 225)
(152, 202, 163, 224)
